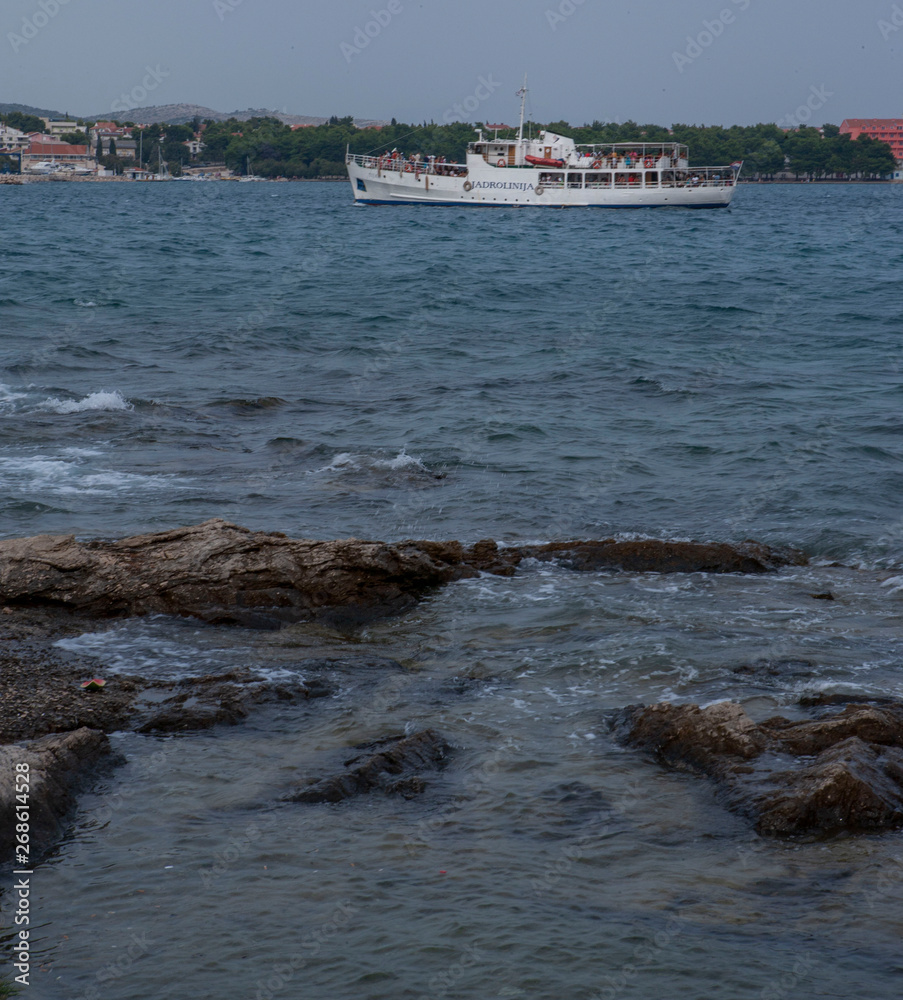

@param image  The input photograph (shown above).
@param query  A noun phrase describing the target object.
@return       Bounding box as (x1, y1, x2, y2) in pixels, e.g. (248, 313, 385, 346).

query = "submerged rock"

(135, 671, 330, 734)
(0, 519, 807, 628)
(0, 727, 111, 865)
(288, 729, 452, 804)
(522, 538, 805, 575)
(612, 700, 903, 836)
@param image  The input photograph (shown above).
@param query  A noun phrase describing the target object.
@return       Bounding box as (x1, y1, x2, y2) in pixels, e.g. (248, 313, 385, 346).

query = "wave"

(38, 390, 133, 414)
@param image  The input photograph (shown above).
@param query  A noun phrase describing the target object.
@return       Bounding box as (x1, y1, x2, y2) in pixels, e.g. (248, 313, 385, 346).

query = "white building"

(0, 124, 30, 150)
(43, 120, 81, 138)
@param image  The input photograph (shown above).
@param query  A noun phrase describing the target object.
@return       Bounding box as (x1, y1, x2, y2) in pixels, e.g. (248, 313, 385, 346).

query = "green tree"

(108, 137, 117, 157)
(164, 123, 194, 143)
(1, 111, 45, 133)
(748, 140, 784, 178)
(60, 130, 89, 145)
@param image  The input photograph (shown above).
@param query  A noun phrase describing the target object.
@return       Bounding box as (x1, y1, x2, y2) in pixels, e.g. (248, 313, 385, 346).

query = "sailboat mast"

(517, 74, 528, 145)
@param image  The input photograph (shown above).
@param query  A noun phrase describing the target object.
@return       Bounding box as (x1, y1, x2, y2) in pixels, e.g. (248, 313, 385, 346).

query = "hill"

(0, 102, 67, 120)
(81, 102, 387, 128)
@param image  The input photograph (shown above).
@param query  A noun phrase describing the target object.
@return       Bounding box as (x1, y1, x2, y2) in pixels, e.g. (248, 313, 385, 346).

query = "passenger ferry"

(347, 85, 740, 209)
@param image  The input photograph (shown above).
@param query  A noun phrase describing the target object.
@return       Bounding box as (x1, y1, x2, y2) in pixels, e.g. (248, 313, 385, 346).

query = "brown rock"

(0, 727, 111, 864)
(613, 700, 903, 836)
(611, 701, 767, 772)
(0, 519, 476, 625)
(753, 738, 903, 836)
(760, 704, 903, 756)
(0, 520, 807, 628)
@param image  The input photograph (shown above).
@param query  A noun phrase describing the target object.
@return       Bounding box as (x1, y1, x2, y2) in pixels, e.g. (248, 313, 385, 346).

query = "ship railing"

(346, 152, 467, 176)
(576, 142, 690, 159)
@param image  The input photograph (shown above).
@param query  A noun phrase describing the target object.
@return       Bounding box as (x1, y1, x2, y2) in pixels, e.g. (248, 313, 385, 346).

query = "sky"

(1, 0, 901, 127)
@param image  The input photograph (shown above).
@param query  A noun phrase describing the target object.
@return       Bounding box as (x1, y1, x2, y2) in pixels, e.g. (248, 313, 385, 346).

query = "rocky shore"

(8, 518, 890, 867)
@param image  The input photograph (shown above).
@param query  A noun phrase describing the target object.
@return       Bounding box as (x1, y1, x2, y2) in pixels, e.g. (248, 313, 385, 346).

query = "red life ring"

(592, 159, 602, 168)
(404, 163, 413, 172)
(644, 158, 653, 168)
(497, 158, 506, 167)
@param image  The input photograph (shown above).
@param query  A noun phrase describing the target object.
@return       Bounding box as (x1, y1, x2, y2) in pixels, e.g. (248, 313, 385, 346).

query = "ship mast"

(517, 74, 527, 145)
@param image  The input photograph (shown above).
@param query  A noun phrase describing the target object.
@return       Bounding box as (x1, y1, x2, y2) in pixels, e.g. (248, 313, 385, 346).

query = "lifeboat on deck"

(524, 155, 566, 168)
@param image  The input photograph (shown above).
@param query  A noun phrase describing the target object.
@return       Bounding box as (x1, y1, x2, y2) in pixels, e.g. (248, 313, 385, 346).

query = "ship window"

(356, 179, 367, 191)
(567, 173, 583, 188)
(645, 172, 658, 186)
(585, 172, 610, 188)
(539, 172, 564, 187)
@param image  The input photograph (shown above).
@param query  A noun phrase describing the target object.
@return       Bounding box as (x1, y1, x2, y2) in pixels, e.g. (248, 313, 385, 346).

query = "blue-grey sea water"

(2, 181, 903, 999)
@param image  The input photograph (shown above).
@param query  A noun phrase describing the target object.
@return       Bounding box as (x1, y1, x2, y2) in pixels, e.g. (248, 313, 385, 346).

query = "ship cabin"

(467, 130, 730, 189)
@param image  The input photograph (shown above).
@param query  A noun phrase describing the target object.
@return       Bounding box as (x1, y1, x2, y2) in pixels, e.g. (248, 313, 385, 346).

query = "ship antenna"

(517, 74, 527, 145)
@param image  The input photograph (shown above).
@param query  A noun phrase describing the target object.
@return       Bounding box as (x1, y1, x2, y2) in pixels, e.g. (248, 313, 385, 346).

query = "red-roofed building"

(840, 119, 903, 163)
(24, 134, 93, 171)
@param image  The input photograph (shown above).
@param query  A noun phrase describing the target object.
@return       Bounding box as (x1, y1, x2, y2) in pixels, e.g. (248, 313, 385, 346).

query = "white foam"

(313, 452, 359, 474)
(0, 383, 26, 403)
(39, 390, 133, 414)
(0, 452, 178, 496)
(55, 621, 299, 683)
(312, 448, 431, 476)
(372, 449, 429, 472)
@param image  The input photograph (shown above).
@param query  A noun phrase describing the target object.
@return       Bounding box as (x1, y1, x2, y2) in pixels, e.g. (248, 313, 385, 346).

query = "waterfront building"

(23, 133, 93, 170)
(840, 118, 903, 178)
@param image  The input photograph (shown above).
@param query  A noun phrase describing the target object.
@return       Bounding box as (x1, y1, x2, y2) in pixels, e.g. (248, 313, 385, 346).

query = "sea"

(1, 180, 903, 999)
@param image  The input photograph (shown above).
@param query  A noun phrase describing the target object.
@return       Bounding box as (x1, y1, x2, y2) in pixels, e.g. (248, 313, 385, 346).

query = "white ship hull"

(347, 159, 735, 208)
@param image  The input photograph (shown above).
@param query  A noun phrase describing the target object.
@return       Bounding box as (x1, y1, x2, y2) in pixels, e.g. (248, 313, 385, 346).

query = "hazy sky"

(2, 0, 901, 126)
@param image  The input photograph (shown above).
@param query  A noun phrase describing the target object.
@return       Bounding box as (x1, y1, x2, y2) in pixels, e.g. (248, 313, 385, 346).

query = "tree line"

(2, 111, 897, 180)
(196, 116, 898, 180)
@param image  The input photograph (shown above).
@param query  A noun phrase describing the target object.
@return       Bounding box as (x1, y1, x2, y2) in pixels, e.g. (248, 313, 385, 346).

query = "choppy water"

(2, 181, 903, 999)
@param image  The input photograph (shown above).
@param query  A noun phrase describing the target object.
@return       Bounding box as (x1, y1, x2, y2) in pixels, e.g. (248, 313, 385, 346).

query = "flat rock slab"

(288, 729, 453, 804)
(612, 701, 903, 836)
(0, 519, 806, 628)
(0, 727, 111, 865)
